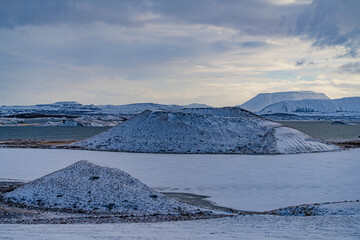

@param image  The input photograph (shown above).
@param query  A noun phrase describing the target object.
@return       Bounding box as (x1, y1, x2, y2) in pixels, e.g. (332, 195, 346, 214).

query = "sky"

(0, 0, 359, 106)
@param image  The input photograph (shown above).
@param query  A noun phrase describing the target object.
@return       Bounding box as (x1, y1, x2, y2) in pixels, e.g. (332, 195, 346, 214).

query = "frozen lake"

(1, 148, 359, 211)
(280, 121, 360, 141)
(0, 126, 110, 141)
(1, 120, 359, 142)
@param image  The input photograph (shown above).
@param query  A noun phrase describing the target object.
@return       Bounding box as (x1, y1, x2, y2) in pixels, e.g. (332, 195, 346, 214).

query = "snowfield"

(4, 161, 199, 215)
(0, 215, 359, 239)
(73, 107, 339, 154)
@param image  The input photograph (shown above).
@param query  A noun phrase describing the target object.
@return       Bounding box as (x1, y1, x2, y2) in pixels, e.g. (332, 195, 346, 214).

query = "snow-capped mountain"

(260, 97, 360, 114)
(240, 91, 330, 112)
(73, 107, 339, 154)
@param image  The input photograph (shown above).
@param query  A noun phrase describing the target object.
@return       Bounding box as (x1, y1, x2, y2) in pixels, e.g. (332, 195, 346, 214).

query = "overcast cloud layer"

(0, 0, 359, 106)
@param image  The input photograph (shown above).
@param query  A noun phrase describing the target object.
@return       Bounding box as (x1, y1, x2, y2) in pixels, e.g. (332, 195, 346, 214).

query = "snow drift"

(73, 107, 339, 154)
(240, 91, 329, 112)
(4, 161, 198, 215)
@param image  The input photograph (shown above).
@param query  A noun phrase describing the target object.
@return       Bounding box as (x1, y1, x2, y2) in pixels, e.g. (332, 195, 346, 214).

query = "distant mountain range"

(1, 91, 359, 120)
(0, 101, 212, 117)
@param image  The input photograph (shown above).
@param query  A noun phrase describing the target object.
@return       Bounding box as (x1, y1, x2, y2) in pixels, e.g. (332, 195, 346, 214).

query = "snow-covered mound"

(73, 107, 339, 154)
(271, 201, 360, 216)
(4, 161, 198, 215)
(260, 97, 360, 114)
(240, 91, 329, 112)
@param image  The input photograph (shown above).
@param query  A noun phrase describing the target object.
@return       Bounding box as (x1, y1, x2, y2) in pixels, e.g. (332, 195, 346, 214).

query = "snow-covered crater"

(73, 107, 339, 154)
(4, 161, 199, 215)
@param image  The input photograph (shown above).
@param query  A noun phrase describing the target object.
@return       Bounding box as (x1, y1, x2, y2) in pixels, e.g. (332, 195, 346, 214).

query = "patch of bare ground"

(0, 140, 78, 149)
(330, 140, 360, 149)
(0, 201, 226, 224)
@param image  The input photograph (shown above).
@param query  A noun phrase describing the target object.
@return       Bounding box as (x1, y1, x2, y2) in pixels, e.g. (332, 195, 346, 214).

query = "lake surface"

(0, 126, 110, 141)
(279, 121, 360, 141)
(1, 148, 359, 211)
(0, 121, 359, 141)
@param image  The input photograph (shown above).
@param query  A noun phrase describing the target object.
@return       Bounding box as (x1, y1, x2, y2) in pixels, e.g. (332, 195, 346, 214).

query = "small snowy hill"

(4, 161, 198, 215)
(73, 107, 339, 154)
(260, 97, 360, 114)
(97, 103, 181, 115)
(97, 103, 212, 115)
(271, 201, 360, 216)
(240, 91, 329, 112)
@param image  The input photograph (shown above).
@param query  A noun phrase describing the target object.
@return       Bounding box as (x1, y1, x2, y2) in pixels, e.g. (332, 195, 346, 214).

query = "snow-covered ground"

(1, 148, 359, 211)
(0, 215, 359, 239)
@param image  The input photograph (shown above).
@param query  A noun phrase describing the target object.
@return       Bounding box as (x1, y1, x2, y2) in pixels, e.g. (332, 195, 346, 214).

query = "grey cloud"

(0, 0, 157, 28)
(295, 0, 360, 51)
(154, 0, 306, 36)
(3, 0, 359, 54)
(339, 62, 360, 74)
(0, 0, 74, 28)
(295, 59, 305, 66)
(241, 41, 269, 49)
(0, 0, 306, 36)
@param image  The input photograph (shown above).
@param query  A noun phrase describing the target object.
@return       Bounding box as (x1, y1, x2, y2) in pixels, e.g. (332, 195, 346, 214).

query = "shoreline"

(1, 139, 360, 151)
(0, 181, 236, 224)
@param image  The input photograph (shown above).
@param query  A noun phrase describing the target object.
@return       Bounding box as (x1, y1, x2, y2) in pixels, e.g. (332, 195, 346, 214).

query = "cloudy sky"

(0, 0, 359, 106)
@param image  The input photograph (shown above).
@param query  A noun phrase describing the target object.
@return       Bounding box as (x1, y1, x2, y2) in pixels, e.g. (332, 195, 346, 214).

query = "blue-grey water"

(0, 121, 359, 141)
(0, 126, 110, 141)
(279, 121, 360, 141)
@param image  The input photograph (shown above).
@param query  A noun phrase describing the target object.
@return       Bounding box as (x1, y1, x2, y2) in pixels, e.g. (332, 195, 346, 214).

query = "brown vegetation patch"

(331, 140, 360, 149)
(0, 140, 77, 149)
